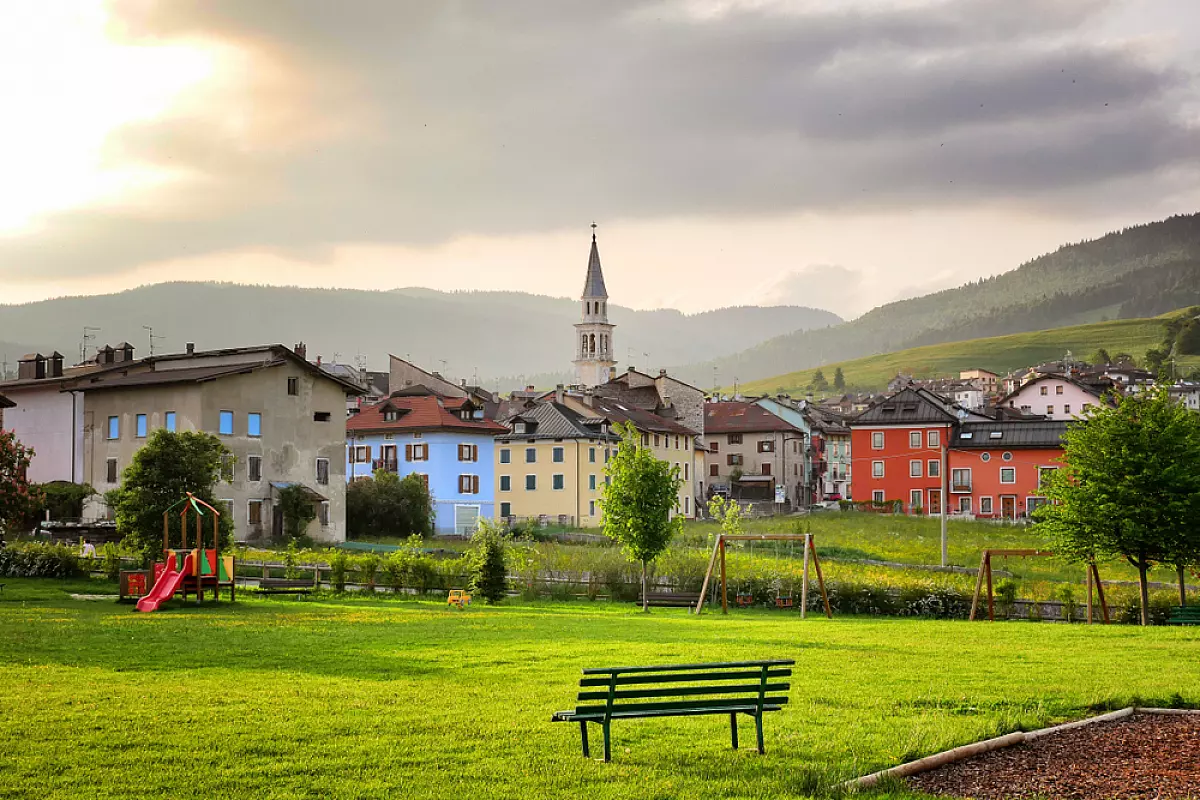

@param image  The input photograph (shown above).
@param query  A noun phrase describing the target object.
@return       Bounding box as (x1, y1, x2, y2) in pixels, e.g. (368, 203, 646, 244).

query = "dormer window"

(384, 410, 398, 422)
(515, 421, 527, 434)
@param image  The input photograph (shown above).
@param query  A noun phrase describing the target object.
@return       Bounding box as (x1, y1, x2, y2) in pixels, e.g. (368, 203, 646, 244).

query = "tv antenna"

(143, 325, 165, 357)
(80, 326, 100, 364)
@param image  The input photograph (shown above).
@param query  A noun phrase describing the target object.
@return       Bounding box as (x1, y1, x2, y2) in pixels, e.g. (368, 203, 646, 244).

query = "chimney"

(609, 366, 616, 381)
(526, 384, 535, 392)
(17, 354, 42, 381)
(294, 342, 306, 360)
(316, 355, 322, 367)
(555, 383, 565, 404)
(186, 342, 195, 355)
(583, 388, 594, 408)
(461, 378, 467, 387)
(48, 352, 63, 378)
(114, 343, 134, 363)
(659, 368, 667, 377)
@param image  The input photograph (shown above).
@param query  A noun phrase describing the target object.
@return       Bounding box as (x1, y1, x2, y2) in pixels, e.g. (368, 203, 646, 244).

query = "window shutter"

(472, 444, 479, 462)
(472, 475, 479, 494)
(405, 444, 413, 461)
(458, 475, 465, 493)
(421, 474, 429, 489)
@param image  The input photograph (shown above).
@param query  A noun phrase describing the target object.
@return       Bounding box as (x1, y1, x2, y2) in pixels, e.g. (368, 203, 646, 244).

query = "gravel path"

(906, 712, 1200, 799)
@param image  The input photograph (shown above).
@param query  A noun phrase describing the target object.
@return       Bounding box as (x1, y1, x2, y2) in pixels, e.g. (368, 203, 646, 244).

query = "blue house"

(346, 391, 504, 535)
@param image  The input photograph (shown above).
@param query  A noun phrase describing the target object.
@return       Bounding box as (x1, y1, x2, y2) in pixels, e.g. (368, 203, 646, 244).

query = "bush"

(328, 548, 349, 592)
(347, 472, 434, 540)
(0, 542, 86, 578)
(469, 521, 508, 603)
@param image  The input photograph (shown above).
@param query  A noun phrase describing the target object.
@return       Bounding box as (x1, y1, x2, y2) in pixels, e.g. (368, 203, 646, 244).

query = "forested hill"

(0, 285, 839, 384)
(673, 213, 1200, 386)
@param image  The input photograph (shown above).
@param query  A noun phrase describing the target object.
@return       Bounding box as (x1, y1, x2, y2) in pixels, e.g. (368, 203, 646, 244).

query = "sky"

(0, 0, 1198, 319)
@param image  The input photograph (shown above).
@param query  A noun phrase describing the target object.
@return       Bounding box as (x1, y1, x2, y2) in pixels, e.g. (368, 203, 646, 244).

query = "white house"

(0, 352, 92, 484)
(1001, 375, 1110, 420)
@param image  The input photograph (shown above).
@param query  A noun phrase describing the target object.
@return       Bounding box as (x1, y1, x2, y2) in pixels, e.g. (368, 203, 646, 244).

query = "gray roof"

(496, 401, 617, 442)
(954, 420, 1070, 449)
(582, 234, 608, 299)
(850, 387, 959, 425)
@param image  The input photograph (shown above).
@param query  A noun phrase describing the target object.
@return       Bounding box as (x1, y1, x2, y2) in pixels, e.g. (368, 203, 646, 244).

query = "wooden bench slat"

(582, 659, 793, 675)
(577, 682, 790, 702)
(578, 668, 790, 687)
(560, 703, 785, 722)
(573, 696, 789, 716)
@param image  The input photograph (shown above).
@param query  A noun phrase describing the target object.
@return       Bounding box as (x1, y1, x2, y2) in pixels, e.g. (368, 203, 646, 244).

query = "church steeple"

(573, 224, 617, 387)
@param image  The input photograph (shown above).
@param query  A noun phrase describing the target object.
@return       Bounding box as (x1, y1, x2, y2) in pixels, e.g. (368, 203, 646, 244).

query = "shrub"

(0, 542, 85, 578)
(328, 548, 349, 592)
(469, 521, 508, 603)
(358, 552, 381, 591)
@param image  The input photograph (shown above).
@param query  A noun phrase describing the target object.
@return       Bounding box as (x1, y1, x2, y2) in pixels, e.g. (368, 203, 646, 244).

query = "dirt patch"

(907, 712, 1200, 799)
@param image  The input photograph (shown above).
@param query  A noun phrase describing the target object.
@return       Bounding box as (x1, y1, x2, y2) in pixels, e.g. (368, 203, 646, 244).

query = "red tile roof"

(705, 401, 801, 434)
(347, 396, 506, 434)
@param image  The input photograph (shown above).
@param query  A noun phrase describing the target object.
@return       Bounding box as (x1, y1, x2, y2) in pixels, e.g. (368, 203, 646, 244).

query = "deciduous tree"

(0, 431, 42, 534)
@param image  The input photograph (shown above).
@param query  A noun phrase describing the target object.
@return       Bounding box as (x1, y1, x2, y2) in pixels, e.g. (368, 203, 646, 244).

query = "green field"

(2, 581, 1198, 800)
(738, 312, 1195, 396)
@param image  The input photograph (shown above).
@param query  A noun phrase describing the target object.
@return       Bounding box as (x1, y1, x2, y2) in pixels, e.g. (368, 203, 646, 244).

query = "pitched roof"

(586, 395, 696, 435)
(850, 386, 961, 425)
(348, 396, 506, 434)
(802, 403, 850, 435)
(954, 420, 1070, 449)
(582, 232, 608, 298)
(495, 401, 616, 441)
(705, 401, 801, 434)
(999, 373, 1111, 406)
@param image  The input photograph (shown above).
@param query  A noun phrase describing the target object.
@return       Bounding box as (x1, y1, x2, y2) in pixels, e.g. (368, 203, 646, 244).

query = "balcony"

(951, 480, 972, 493)
(372, 459, 399, 473)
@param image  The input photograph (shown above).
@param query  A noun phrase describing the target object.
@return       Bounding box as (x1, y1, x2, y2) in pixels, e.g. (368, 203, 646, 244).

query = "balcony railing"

(951, 481, 972, 493)
(371, 459, 399, 473)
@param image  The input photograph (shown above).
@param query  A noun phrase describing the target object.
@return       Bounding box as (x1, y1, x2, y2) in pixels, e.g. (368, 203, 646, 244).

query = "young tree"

(469, 519, 508, 603)
(1090, 348, 1112, 366)
(346, 471, 434, 539)
(601, 422, 685, 611)
(0, 431, 42, 534)
(107, 430, 232, 563)
(1034, 387, 1200, 624)
(833, 367, 846, 391)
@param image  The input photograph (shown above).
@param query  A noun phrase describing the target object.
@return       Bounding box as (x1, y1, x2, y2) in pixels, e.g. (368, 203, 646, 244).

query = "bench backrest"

(572, 660, 793, 720)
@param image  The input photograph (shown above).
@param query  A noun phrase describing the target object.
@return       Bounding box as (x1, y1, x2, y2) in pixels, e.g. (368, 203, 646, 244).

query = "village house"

(959, 368, 1000, 395)
(345, 389, 506, 535)
(703, 400, 806, 508)
(948, 420, 1068, 520)
(802, 402, 851, 501)
(1000, 374, 1110, 421)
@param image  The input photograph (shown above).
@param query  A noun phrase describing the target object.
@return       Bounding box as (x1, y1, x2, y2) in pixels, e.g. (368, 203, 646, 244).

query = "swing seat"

(736, 594, 754, 607)
(774, 597, 793, 609)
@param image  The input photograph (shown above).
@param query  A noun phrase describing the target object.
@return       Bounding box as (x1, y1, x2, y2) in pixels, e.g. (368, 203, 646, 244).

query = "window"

(287, 377, 299, 396)
(761, 463, 771, 476)
(1046, 405, 1054, 415)
(999, 467, 1016, 484)
(553, 447, 564, 463)
(515, 421, 527, 435)
(353, 445, 370, 462)
(727, 454, 743, 466)
(1040, 386, 1048, 396)
(165, 412, 176, 432)
(525, 447, 537, 463)
(710, 464, 719, 477)
(406, 443, 429, 462)
(928, 459, 940, 478)
(872, 432, 884, 449)
(248, 455, 262, 482)
(684, 462, 689, 481)
(710, 441, 719, 453)
(959, 496, 972, 513)
(872, 460, 884, 478)
(653, 434, 661, 447)
(728, 433, 742, 445)
(316, 458, 330, 485)
(1002, 451, 1013, 461)
(319, 501, 330, 526)
(589, 474, 597, 490)
(1055, 385, 1064, 395)
(589, 447, 596, 463)
(1038, 466, 1058, 490)
(107, 416, 119, 440)
(588, 500, 595, 517)
(980, 496, 993, 515)
(758, 440, 775, 453)
(927, 430, 939, 448)
(872, 490, 885, 503)
(525, 475, 537, 491)
(910, 489, 922, 509)
(105, 458, 118, 483)
(642, 433, 650, 446)
(248, 500, 263, 527)
(1083, 403, 1093, 411)
(909, 431, 921, 448)
(909, 460, 922, 478)
(951, 468, 971, 492)
(500, 448, 511, 464)
(1063, 405, 1071, 415)
(500, 502, 511, 518)
(416, 473, 429, 490)
(458, 444, 479, 462)
(553, 474, 565, 491)
(458, 475, 480, 494)
(499, 475, 511, 492)
(684, 496, 690, 515)
(980, 452, 991, 462)
(219, 410, 233, 435)
(220, 454, 234, 482)
(313, 412, 331, 422)
(248, 413, 262, 437)
(136, 414, 147, 438)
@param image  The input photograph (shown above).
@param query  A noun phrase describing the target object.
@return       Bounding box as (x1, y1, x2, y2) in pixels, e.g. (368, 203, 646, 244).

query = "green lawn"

(2, 581, 1198, 799)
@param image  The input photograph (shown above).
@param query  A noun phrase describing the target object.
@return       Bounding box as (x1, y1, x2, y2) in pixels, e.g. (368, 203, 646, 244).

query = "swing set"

(968, 549, 1110, 623)
(695, 533, 832, 618)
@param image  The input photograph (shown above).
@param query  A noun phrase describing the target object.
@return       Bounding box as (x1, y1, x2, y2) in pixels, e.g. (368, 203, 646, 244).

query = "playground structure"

(695, 533, 832, 618)
(968, 549, 1110, 623)
(447, 589, 472, 608)
(136, 493, 236, 613)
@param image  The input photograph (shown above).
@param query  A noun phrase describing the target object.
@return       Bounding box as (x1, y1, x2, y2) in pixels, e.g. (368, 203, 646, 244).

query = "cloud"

(0, 0, 1197, 280)
(768, 264, 868, 318)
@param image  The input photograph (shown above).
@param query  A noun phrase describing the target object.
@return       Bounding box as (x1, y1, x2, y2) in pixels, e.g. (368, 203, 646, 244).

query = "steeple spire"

(583, 223, 608, 299)
(573, 223, 616, 387)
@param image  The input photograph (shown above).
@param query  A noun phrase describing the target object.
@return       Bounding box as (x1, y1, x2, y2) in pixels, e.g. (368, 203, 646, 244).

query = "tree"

(811, 369, 829, 392)
(468, 519, 508, 603)
(1090, 348, 1112, 366)
(601, 422, 685, 611)
(276, 484, 317, 541)
(107, 430, 233, 563)
(1033, 387, 1200, 624)
(346, 471, 434, 539)
(0, 431, 42, 534)
(1176, 320, 1200, 356)
(833, 367, 846, 391)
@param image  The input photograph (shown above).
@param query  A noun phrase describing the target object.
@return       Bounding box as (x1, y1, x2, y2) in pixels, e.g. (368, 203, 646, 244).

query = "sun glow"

(0, 1, 216, 233)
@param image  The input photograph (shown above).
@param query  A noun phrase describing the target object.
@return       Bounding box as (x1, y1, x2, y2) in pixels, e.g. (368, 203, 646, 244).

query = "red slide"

(135, 553, 193, 613)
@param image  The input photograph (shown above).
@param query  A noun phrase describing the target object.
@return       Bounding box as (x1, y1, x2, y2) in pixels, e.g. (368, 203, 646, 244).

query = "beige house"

(703, 400, 806, 506)
(71, 345, 362, 542)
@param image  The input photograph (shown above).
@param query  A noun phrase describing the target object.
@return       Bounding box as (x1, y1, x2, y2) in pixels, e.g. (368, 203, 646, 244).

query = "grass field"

(737, 311, 1197, 396)
(2, 581, 1198, 800)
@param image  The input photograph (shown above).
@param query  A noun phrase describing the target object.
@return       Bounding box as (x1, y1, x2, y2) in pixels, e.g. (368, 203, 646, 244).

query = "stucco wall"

(2, 385, 81, 484)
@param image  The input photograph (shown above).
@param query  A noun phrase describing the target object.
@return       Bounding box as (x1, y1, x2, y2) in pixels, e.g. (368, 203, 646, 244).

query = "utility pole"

(941, 436, 949, 567)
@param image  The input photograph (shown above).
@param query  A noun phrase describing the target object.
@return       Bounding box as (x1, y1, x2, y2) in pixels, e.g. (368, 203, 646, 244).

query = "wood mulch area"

(907, 712, 1200, 799)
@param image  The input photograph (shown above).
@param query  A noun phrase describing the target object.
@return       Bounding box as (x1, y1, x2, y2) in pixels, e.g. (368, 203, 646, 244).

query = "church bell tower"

(573, 224, 617, 387)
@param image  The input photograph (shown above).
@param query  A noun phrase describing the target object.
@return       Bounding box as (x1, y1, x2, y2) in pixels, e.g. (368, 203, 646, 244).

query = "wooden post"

(162, 513, 169, 559)
(196, 509, 203, 603)
(985, 553, 995, 621)
(808, 536, 832, 619)
(940, 441, 948, 567)
(1091, 563, 1110, 624)
(1086, 566, 1093, 625)
(694, 535, 723, 615)
(969, 551, 987, 621)
(720, 538, 728, 615)
(800, 533, 811, 620)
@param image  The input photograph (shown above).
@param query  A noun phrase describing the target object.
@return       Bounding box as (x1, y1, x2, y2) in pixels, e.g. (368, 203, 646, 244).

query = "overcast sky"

(0, 0, 1198, 318)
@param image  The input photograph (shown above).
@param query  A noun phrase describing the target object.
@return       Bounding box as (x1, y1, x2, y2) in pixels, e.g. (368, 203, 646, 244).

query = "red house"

(947, 420, 1067, 519)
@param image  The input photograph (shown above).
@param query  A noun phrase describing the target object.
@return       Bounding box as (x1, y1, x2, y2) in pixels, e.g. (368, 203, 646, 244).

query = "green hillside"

(738, 311, 1196, 396)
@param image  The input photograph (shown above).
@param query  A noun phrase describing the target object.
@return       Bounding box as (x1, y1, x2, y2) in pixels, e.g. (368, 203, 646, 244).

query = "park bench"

(637, 591, 701, 609)
(1167, 605, 1200, 625)
(552, 659, 793, 762)
(256, 578, 313, 597)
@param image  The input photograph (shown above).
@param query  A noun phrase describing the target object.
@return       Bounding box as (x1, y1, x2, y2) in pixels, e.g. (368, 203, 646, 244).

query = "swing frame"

(968, 549, 1109, 623)
(694, 534, 832, 618)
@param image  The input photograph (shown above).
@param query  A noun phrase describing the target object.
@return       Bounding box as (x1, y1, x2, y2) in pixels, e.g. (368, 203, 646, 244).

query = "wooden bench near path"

(552, 659, 793, 762)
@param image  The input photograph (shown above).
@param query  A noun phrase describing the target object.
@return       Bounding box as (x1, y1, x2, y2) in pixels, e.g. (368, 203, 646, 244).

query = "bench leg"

(579, 721, 590, 758)
(602, 721, 611, 763)
(755, 712, 765, 755)
(730, 713, 739, 749)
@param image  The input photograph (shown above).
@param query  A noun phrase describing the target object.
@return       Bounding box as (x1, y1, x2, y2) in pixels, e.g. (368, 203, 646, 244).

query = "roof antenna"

(142, 325, 164, 358)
